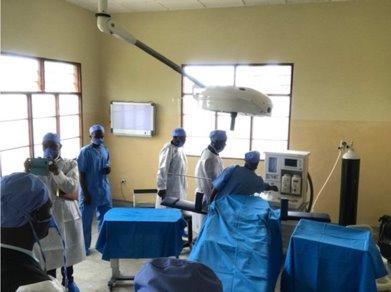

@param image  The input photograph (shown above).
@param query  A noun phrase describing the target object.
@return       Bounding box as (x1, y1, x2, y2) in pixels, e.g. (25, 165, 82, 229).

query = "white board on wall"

(110, 101, 156, 137)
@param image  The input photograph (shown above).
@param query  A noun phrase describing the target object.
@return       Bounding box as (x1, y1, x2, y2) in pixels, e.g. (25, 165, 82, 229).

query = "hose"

(311, 150, 342, 212)
(306, 173, 314, 212)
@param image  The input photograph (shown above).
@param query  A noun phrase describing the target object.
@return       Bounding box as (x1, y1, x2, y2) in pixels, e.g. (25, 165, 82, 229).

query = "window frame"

(0, 52, 83, 159)
(180, 63, 294, 159)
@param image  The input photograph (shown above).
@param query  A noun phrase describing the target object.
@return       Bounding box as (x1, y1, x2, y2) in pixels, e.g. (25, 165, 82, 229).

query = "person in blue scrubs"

(210, 151, 270, 203)
(78, 124, 112, 255)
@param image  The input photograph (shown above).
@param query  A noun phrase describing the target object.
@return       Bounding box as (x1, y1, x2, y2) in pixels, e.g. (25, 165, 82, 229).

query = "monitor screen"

(268, 157, 277, 173)
(285, 158, 297, 167)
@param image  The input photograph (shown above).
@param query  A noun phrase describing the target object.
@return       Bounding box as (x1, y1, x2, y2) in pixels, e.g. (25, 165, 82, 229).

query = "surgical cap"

(1, 173, 50, 228)
(42, 132, 61, 145)
(135, 258, 222, 292)
(171, 128, 186, 137)
(209, 130, 227, 142)
(89, 124, 105, 135)
(245, 151, 261, 164)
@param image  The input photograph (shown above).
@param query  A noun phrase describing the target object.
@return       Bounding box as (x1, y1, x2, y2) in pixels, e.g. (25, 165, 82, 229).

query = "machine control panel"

(261, 150, 310, 210)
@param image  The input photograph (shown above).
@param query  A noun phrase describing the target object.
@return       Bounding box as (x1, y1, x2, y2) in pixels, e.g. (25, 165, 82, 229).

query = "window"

(0, 54, 82, 176)
(181, 64, 293, 159)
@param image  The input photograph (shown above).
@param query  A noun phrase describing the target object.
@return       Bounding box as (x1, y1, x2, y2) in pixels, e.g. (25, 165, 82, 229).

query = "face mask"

(211, 140, 226, 153)
(245, 161, 258, 171)
(43, 148, 59, 160)
(91, 137, 104, 145)
(172, 138, 185, 147)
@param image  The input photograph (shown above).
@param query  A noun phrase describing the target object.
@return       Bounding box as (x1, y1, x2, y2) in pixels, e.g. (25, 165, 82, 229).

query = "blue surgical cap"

(42, 132, 61, 145)
(209, 130, 227, 142)
(89, 124, 105, 135)
(135, 258, 222, 292)
(245, 151, 261, 164)
(1, 173, 50, 228)
(171, 128, 186, 137)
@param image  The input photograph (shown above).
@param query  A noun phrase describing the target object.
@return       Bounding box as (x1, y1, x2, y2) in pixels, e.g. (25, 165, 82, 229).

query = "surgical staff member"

(210, 151, 266, 203)
(28, 133, 84, 292)
(156, 127, 188, 208)
(1, 173, 64, 292)
(78, 124, 112, 255)
(195, 130, 227, 209)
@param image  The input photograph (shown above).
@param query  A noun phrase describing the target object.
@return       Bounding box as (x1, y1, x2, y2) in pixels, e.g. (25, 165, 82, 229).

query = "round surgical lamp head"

(194, 86, 273, 130)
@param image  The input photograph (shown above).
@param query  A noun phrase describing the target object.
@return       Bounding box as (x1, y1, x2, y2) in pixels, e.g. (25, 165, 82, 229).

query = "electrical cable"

(306, 173, 314, 212)
(311, 150, 342, 212)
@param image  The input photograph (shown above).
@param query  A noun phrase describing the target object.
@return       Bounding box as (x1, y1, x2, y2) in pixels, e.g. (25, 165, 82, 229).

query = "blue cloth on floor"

(134, 258, 223, 292)
(96, 208, 186, 260)
(189, 195, 282, 292)
(281, 219, 388, 292)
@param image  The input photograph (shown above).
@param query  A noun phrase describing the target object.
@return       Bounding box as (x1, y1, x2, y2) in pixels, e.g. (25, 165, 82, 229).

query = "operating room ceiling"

(66, 0, 355, 13)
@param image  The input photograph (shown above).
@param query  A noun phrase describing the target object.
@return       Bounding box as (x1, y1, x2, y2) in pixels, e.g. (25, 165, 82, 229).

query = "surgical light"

(96, 0, 272, 130)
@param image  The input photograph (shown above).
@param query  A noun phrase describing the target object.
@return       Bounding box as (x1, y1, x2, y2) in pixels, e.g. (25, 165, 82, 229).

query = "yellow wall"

(1, 0, 102, 139)
(2, 0, 390, 225)
(99, 0, 391, 225)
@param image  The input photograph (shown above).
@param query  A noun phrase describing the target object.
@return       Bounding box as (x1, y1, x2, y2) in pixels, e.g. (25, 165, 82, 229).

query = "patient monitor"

(260, 150, 310, 211)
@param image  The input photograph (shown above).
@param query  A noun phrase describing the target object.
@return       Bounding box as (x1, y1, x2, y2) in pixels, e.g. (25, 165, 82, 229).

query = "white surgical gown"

(156, 142, 188, 208)
(193, 147, 224, 232)
(34, 157, 85, 270)
(195, 147, 224, 206)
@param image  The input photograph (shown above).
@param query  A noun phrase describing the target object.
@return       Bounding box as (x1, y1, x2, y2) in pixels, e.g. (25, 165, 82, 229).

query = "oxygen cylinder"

(339, 148, 360, 226)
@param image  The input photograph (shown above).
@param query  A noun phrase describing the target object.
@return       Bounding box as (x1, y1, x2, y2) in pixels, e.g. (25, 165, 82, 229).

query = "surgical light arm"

(96, 0, 273, 130)
(96, 0, 204, 88)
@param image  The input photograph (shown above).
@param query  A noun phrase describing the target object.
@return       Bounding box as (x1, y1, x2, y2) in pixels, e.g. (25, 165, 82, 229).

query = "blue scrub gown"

(212, 165, 265, 199)
(77, 144, 112, 251)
